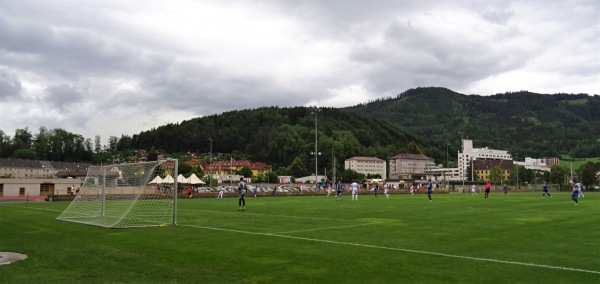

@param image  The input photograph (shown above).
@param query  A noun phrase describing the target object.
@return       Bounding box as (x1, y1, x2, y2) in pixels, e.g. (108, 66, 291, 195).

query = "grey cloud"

(0, 68, 22, 101)
(45, 84, 82, 110)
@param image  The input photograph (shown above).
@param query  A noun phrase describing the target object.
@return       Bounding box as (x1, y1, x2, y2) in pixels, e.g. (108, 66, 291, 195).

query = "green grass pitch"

(1, 192, 599, 283)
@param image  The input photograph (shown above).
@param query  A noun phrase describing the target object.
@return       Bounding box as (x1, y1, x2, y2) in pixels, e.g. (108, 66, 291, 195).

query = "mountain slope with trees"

(1, 88, 598, 180)
(346, 87, 600, 159)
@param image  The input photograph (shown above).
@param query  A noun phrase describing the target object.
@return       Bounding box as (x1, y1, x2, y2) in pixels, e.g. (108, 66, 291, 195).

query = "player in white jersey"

(351, 181, 359, 201)
(471, 184, 477, 196)
(383, 183, 389, 199)
(217, 186, 225, 199)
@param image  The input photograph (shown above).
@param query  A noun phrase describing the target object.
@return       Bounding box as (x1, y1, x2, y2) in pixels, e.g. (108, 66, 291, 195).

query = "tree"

(94, 135, 102, 153)
(12, 148, 37, 160)
(32, 127, 50, 160)
(178, 162, 192, 176)
(340, 169, 366, 183)
(549, 165, 568, 189)
(13, 128, 33, 150)
(237, 166, 253, 178)
(489, 165, 503, 184)
(265, 171, 278, 184)
(286, 157, 308, 178)
(579, 162, 600, 186)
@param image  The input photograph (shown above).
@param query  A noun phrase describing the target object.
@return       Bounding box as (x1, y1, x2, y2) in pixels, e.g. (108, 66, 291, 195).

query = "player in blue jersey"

(373, 184, 379, 198)
(427, 179, 433, 202)
(503, 183, 508, 196)
(336, 181, 343, 200)
(571, 180, 581, 205)
(541, 181, 552, 198)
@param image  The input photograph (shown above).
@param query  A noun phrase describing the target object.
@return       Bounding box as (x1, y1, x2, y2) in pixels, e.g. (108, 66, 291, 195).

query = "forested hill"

(346, 87, 600, 158)
(131, 107, 423, 172)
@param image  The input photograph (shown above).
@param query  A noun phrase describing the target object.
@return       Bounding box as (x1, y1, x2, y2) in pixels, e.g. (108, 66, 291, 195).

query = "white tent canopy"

(187, 173, 205, 185)
(149, 176, 163, 184)
(177, 174, 187, 184)
(162, 175, 174, 184)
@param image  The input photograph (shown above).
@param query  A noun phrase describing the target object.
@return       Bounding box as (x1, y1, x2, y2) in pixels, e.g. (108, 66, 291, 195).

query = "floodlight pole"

(515, 153, 519, 190)
(459, 132, 464, 190)
(311, 109, 321, 186)
(446, 143, 449, 191)
(209, 138, 213, 189)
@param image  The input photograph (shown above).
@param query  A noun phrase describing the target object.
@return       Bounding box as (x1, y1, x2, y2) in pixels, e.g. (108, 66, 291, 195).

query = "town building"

(472, 159, 514, 182)
(0, 158, 91, 179)
(458, 139, 512, 182)
(344, 156, 387, 179)
(388, 153, 435, 181)
(186, 159, 272, 183)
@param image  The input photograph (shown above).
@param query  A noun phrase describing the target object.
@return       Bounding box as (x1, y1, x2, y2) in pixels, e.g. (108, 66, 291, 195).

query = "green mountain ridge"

(1, 87, 598, 176)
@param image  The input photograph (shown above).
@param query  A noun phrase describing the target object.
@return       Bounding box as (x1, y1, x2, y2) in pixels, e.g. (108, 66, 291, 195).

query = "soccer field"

(1, 192, 599, 283)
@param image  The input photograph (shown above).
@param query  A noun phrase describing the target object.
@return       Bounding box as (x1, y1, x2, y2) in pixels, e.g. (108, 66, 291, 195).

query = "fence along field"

(1, 191, 599, 283)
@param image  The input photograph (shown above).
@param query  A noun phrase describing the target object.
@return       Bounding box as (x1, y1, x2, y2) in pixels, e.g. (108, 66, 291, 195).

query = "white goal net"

(56, 159, 178, 228)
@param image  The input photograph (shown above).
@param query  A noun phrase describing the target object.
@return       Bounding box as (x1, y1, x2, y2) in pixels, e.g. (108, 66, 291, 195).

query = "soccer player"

(484, 180, 491, 198)
(351, 181, 359, 201)
(373, 184, 379, 198)
(427, 179, 433, 202)
(327, 184, 331, 197)
(217, 186, 225, 199)
(186, 186, 193, 199)
(503, 183, 508, 196)
(410, 184, 414, 195)
(253, 186, 258, 199)
(336, 181, 343, 200)
(572, 180, 581, 205)
(384, 183, 389, 199)
(471, 184, 477, 196)
(541, 181, 552, 198)
(238, 177, 247, 211)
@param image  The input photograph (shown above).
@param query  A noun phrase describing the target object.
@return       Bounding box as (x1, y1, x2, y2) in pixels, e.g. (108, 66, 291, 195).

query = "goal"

(56, 159, 178, 228)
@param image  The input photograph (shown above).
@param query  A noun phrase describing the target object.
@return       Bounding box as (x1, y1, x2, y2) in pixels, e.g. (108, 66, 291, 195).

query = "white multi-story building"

(345, 156, 386, 179)
(428, 167, 461, 182)
(388, 153, 435, 180)
(458, 139, 512, 181)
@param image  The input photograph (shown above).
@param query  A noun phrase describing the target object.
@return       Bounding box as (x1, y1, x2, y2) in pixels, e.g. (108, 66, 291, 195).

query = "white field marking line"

(272, 222, 381, 235)
(0, 204, 61, 212)
(182, 208, 359, 222)
(180, 224, 600, 275)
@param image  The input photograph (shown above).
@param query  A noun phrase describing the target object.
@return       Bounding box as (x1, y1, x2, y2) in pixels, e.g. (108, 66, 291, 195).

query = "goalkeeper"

(238, 177, 247, 211)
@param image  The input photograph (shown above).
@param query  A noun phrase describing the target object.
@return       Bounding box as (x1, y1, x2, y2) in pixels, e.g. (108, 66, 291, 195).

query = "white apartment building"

(428, 167, 461, 182)
(458, 139, 512, 181)
(344, 156, 387, 179)
(388, 153, 435, 180)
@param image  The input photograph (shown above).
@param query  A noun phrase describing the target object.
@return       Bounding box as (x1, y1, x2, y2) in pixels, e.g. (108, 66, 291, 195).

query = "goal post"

(56, 159, 178, 228)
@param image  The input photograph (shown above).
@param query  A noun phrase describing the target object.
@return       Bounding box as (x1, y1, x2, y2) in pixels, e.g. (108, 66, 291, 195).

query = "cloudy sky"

(1, 0, 598, 141)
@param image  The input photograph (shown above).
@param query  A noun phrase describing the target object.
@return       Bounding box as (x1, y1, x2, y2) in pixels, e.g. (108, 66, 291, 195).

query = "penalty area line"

(0, 204, 62, 212)
(272, 222, 381, 235)
(180, 224, 600, 275)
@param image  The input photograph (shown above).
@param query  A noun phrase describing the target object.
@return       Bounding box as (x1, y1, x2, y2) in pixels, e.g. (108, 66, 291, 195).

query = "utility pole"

(515, 153, 519, 190)
(209, 138, 213, 189)
(310, 109, 321, 186)
(458, 132, 464, 190)
(445, 142, 449, 190)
